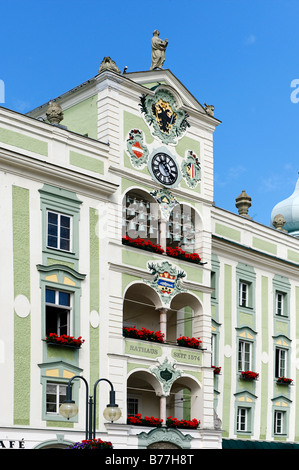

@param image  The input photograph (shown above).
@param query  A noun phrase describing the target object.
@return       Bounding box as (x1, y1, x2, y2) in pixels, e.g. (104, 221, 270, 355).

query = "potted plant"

(123, 326, 165, 343)
(46, 333, 85, 348)
(212, 366, 221, 375)
(166, 416, 200, 429)
(240, 370, 259, 380)
(277, 376, 293, 385)
(122, 236, 164, 254)
(176, 335, 202, 349)
(166, 246, 202, 265)
(67, 438, 113, 449)
(127, 413, 163, 427)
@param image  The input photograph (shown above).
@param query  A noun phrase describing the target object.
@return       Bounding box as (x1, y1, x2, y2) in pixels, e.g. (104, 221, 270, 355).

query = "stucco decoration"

(146, 260, 187, 304)
(181, 150, 201, 188)
(98, 56, 121, 74)
(149, 357, 181, 395)
(14, 294, 31, 318)
(140, 88, 190, 145)
(150, 30, 168, 70)
(138, 427, 192, 449)
(126, 129, 149, 168)
(150, 188, 179, 220)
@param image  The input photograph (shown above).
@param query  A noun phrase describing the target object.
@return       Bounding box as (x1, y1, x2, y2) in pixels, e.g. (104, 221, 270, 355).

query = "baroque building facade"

(1, 56, 299, 449)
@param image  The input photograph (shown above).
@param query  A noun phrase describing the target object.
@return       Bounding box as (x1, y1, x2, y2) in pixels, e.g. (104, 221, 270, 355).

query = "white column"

(159, 308, 168, 341)
(160, 395, 167, 426)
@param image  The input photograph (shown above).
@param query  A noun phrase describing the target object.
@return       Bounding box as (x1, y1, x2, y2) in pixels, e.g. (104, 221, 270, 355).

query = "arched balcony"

(126, 370, 202, 430)
(122, 190, 204, 264)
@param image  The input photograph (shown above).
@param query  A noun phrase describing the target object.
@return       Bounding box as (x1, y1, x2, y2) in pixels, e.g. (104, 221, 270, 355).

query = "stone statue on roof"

(150, 30, 168, 70)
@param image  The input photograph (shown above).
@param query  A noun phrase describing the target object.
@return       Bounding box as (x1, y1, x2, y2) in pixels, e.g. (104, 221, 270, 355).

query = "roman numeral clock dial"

(150, 152, 179, 186)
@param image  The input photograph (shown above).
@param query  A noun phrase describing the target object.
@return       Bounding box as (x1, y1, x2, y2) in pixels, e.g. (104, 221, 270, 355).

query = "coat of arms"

(126, 129, 149, 167)
(140, 89, 190, 145)
(181, 150, 201, 188)
(147, 261, 186, 304)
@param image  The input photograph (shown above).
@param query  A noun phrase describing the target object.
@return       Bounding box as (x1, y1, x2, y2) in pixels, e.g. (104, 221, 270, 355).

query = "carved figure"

(46, 101, 64, 124)
(150, 30, 168, 70)
(98, 56, 120, 74)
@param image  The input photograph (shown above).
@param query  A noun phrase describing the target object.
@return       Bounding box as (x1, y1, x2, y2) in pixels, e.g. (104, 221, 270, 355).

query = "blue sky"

(1, 0, 299, 226)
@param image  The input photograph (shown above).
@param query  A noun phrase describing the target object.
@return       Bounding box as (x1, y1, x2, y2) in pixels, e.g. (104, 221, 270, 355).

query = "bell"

(182, 236, 188, 245)
(173, 233, 181, 242)
(138, 223, 146, 232)
(128, 220, 136, 231)
(174, 222, 180, 232)
(138, 212, 146, 222)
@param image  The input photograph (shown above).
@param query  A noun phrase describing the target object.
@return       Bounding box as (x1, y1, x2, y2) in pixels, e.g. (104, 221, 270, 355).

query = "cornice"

(212, 235, 299, 277)
(0, 147, 118, 199)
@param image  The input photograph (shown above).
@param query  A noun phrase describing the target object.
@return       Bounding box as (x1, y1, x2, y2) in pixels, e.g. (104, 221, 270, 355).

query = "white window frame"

(275, 347, 287, 378)
(238, 340, 252, 371)
(47, 210, 72, 252)
(274, 410, 285, 435)
(237, 407, 248, 432)
(45, 288, 72, 337)
(46, 382, 67, 415)
(275, 292, 284, 316)
(239, 282, 249, 307)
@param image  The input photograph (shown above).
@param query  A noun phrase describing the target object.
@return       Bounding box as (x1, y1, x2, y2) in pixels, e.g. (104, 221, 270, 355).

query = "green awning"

(222, 439, 299, 449)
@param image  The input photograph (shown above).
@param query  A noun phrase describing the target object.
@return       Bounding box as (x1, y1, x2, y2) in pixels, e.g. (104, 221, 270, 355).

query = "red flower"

(177, 335, 202, 349)
(241, 371, 259, 380)
(123, 326, 165, 343)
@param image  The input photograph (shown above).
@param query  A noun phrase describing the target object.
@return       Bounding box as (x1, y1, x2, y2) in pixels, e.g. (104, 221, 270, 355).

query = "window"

(238, 340, 252, 371)
(275, 347, 287, 378)
(274, 410, 285, 435)
(127, 395, 141, 416)
(47, 211, 72, 252)
(237, 407, 248, 432)
(239, 282, 249, 307)
(45, 288, 72, 336)
(275, 292, 285, 316)
(46, 382, 67, 414)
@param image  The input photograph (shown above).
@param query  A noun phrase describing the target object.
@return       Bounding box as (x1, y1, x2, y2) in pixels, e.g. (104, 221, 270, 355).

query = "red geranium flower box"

(177, 335, 202, 349)
(166, 416, 200, 429)
(46, 333, 85, 348)
(277, 376, 293, 385)
(240, 370, 259, 380)
(123, 326, 165, 343)
(122, 236, 164, 254)
(127, 414, 163, 427)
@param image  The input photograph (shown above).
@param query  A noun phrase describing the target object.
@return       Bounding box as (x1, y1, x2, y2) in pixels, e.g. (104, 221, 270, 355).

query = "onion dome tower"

(271, 176, 299, 237)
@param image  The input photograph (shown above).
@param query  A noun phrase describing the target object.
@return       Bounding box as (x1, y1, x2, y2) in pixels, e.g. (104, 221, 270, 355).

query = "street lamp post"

(59, 375, 121, 440)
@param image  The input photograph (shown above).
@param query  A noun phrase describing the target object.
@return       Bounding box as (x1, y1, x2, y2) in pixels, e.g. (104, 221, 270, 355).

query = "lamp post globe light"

(59, 375, 121, 440)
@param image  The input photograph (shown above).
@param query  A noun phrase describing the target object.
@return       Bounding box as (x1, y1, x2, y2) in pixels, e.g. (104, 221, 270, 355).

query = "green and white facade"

(1, 59, 299, 449)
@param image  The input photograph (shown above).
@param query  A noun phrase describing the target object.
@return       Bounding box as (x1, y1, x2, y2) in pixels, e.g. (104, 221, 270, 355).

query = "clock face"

(151, 152, 178, 186)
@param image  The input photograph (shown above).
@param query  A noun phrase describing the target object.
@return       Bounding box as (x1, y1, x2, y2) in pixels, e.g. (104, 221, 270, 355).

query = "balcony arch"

(168, 291, 203, 345)
(167, 375, 202, 424)
(126, 369, 163, 420)
(123, 282, 163, 333)
(122, 188, 159, 243)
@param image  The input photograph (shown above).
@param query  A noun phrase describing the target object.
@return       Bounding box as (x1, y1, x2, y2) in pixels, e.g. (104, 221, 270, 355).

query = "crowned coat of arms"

(140, 89, 190, 145)
(147, 261, 186, 304)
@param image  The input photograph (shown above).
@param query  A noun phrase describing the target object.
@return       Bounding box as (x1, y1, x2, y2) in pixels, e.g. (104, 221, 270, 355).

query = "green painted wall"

(69, 151, 104, 175)
(222, 264, 232, 437)
(89, 208, 100, 395)
(0, 127, 48, 156)
(62, 95, 98, 139)
(12, 186, 31, 425)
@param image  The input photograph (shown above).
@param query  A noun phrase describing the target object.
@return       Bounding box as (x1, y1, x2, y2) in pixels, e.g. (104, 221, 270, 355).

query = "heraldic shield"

(126, 129, 149, 168)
